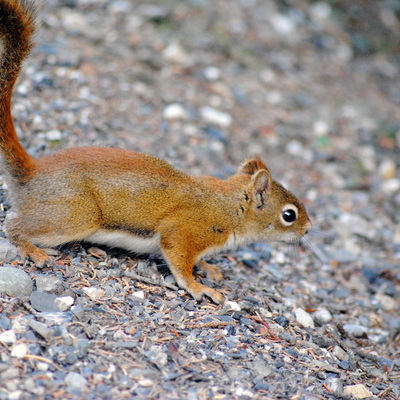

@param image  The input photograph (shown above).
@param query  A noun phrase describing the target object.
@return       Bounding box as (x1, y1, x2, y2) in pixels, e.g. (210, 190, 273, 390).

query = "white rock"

(0, 329, 17, 344)
(65, 372, 87, 391)
(54, 296, 74, 312)
(132, 290, 145, 300)
(8, 391, 22, 400)
(270, 14, 296, 35)
(379, 158, 396, 180)
(266, 90, 282, 105)
(375, 294, 397, 311)
(224, 301, 241, 311)
(162, 103, 188, 120)
(200, 107, 232, 127)
(260, 69, 276, 84)
(36, 362, 49, 371)
(358, 145, 376, 171)
(286, 140, 304, 157)
(313, 308, 332, 324)
(138, 379, 154, 387)
(162, 42, 188, 64)
(310, 2, 331, 21)
(381, 178, 400, 194)
(294, 308, 315, 329)
(63, 12, 88, 34)
(107, 364, 117, 374)
(83, 287, 104, 300)
(113, 330, 128, 341)
(313, 120, 329, 136)
(11, 343, 28, 359)
(235, 387, 254, 397)
(204, 66, 221, 81)
(45, 129, 62, 141)
(336, 43, 353, 62)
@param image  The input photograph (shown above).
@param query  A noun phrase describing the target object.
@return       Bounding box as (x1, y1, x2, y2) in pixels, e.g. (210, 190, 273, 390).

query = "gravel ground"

(1, 0, 400, 399)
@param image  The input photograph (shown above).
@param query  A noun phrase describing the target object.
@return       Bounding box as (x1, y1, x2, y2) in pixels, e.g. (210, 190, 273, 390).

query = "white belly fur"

(85, 230, 162, 255)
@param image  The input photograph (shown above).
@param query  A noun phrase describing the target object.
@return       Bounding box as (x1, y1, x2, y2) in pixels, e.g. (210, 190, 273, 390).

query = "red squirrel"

(0, 0, 311, 304)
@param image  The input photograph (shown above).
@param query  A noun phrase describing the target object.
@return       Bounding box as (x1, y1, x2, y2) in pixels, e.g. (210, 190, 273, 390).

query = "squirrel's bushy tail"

(0, 0, 38, 181)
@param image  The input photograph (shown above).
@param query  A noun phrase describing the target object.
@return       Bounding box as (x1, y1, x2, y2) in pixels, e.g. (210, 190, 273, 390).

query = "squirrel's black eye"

(282, 209, 296, 223)
(280, 204, 298, 226)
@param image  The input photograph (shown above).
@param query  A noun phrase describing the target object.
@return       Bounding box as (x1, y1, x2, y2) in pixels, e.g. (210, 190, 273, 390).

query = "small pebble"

(270, 13, 296, 35)
(54, 296, 74, 312)
(324, 377, 343, 396)
(375, 293, 397, 311)
(294, 308, 315, 329)
(45, 129, 62, 141)
(342, 324, 368, 338)
(275, 316, 290, 328)
(162, 42, 188, 64)
(0, 239, 18, 263)
(312, 308, 332, 324)
(138, 379, 154, 387)
(83, 287, 104, 300)
(343, 384, 372, 399)
(378, 158, 396, 180)
(27, 319, 52, 340)
(65, 372, 87, 391)
(224, 301, 241, 311)
(132, 290, 145, 300)
(313, 120, 329, 136)
(381, 178, 400, 194)
(162, 103, 188, 120)
(200, 107, 232, 127)
(332, 346, 348, 361)
(310, 2, 332, 21)
(35, 275, 62, 293)
(203, 66, 221, 81)
(0, 330, 17, 344)
(11, 343, 28, 359)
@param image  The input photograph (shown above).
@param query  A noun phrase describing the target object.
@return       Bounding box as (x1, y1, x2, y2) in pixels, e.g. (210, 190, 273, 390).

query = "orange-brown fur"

(0, 0, 311, 304)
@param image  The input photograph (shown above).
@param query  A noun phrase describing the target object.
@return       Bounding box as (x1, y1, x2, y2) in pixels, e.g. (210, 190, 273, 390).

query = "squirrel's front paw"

(187, 281, 224, 304)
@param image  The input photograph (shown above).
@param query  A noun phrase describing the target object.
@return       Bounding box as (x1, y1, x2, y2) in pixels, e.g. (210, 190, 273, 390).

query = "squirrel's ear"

(250, 169, 272, 208)
(239, 155, 268, 175)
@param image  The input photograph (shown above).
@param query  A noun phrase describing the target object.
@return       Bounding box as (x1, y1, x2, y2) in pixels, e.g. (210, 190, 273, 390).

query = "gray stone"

(35, 275, 63, 293)
(27, 318, 52, 340)
(0, 266, 33, 296)
(64, 371, 87, 391)
(0, 239, 18, 263)
(30, 291, 60, 312)
(71, 303, 85, 320)
(324, 377, 343, 396)
(313, 308, 332, 324)
(342, 324, 368, 338)
(295, 308, 315, 329)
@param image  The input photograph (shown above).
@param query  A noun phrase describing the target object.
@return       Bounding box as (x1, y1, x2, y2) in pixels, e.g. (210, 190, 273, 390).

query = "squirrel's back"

(0, 0, 38, 181)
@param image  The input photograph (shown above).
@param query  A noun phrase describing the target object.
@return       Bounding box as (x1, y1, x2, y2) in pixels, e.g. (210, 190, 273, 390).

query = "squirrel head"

(238, 156, 311, 244)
